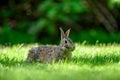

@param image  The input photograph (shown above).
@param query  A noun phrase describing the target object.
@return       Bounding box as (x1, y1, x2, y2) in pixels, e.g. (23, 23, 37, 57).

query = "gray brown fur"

(26, 27, 75, 63)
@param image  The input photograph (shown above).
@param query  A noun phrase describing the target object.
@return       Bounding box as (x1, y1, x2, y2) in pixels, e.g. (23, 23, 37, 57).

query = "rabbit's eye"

(65, 40, 67, 43)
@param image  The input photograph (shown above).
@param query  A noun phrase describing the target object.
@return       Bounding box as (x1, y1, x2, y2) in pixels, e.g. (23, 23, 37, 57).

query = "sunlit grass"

(0, 43, 120, 80)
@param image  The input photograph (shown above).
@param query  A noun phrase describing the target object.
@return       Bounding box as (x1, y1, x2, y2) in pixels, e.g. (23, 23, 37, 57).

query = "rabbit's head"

(60, 27, 75, 51)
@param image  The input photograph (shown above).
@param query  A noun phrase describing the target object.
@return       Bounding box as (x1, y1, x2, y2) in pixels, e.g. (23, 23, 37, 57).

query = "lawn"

(0, 43, 120, 80)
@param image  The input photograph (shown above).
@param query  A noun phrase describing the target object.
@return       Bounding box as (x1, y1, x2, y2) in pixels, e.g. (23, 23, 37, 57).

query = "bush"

(0, 0, 120, 44)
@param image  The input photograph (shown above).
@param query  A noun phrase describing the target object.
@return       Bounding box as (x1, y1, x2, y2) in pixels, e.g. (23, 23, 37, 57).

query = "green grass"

(0, 43, 120, 80)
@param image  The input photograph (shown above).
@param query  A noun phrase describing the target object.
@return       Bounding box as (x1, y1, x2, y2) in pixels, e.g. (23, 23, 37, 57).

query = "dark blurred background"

(0, 0, 120, 45)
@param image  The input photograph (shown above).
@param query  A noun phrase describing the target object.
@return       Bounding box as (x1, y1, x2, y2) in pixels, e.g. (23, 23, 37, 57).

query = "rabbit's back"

(26, 46, 65, 63)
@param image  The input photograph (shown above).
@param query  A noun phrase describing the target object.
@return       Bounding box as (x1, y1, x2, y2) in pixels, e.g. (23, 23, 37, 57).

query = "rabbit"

(26, 27, 75, 63)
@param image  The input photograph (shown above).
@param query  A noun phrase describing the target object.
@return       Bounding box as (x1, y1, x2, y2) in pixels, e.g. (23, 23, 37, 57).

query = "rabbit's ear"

(65, 28, 71, 37)
(60, 27, 65, 39)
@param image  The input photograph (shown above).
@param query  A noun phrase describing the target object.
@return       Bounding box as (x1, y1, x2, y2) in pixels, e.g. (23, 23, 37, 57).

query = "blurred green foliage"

(0, 0, 120, 44)
(29, 0, 88, 35)
(71, 29, 120, 44)
(109, 0, 120, 7)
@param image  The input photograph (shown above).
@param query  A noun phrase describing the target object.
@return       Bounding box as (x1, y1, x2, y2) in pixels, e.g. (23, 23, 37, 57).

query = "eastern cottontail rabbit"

(26, 27, 75, 63)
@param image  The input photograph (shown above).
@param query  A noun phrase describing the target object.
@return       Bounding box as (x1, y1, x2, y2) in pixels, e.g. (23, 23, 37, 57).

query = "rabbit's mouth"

(66, 46, 75, 51)
(71, 46, 75, 51)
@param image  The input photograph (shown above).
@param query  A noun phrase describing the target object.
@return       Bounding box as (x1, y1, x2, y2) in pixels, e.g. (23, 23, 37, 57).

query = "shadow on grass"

(0, 57, 47, 67)
(72, 54, 120, 65)
(0, 57, 25, 66)
(0, 54, 120, 66)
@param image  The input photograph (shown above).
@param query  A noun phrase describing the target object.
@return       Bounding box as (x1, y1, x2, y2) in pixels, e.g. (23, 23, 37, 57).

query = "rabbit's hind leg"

(26, 52, 34, 62)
